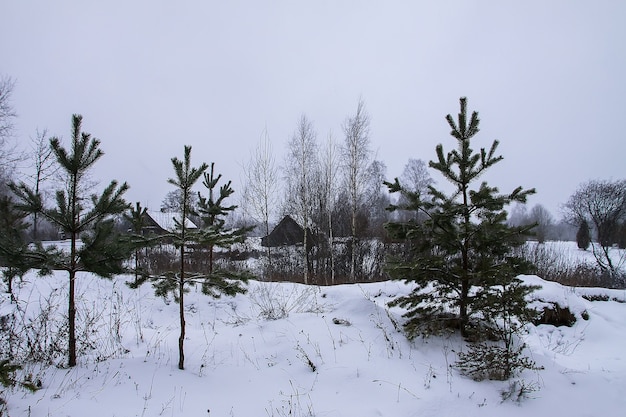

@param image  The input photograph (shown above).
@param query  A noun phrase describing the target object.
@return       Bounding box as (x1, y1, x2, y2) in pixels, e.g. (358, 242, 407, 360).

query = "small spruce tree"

(385, 97, 536, 342)
(576, 219, 591, 250)
(616, 221, 626, 250)
(0, 196, 31, 299)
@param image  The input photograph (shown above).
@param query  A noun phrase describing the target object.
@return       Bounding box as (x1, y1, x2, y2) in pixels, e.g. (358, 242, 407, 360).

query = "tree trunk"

(134, 249, 140, 284)
(68, 269, 77, 367)
(350, 203, 357, 282)
(459, 277, 469, 336)
(265, 209, 272, 271)
(178, 273, 185, 370)
(460, 178, 470, 336)
(303, 226, 309, 284)
(68, 169, 79, 368)
(328, 218, 335, 286)
(178, 209, 187, 370)
(33, 212, 39, 242)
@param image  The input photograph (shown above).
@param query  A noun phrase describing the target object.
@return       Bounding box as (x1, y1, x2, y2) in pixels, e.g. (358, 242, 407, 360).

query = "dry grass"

(516, 243, 625, 289)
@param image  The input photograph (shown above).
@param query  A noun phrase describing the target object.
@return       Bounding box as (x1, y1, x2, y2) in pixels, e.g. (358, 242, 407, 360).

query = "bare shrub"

(249, 282, 324, 320)
(2, 279, 131, 366)
(515, 243, 624, 288)
(500, 379, 540, 403)
(143, 247, 178, 275)
(533, 303, 577, 327)
(2, 287, 68, 364)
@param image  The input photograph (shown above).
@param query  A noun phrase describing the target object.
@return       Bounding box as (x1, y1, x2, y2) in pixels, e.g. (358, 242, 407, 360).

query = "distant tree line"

(238, 99, 436, 285)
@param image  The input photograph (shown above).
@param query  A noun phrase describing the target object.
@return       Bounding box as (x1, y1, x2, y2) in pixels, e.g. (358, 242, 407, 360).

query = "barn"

(261, 215, 305, 247)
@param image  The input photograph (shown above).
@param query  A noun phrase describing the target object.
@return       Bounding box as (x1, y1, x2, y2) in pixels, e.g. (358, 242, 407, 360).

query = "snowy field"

(1, 243, 626, 416)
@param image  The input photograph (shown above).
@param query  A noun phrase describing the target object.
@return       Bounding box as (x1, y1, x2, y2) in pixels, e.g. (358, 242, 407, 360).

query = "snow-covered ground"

(1, 243, 626, 416)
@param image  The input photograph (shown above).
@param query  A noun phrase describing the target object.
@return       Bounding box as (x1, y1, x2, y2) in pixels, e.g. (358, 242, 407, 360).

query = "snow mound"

(1, 272, 625, 416)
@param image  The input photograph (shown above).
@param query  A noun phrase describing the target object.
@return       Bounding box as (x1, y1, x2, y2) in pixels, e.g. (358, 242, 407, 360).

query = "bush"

(455, 342, 540, 381)
(1, 281, 131, 366)
(533, 303, 577, 327)
(576, 221, 591, 250)
(249, 282, 324, 320)
(0, 359, 38, 412)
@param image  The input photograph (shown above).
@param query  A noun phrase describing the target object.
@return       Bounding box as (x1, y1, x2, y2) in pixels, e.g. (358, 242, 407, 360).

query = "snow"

(2, 245, 626, 416)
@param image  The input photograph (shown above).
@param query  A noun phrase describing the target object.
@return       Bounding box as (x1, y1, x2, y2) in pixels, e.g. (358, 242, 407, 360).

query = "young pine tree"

(385, 97, 536, 339)
(197, 163, 238, 274)
(148, 147, 249, 370)
(0, 359, 38, 408)
(0, 196, 31, 299)
(123, 201, 149, 284)
(196, 162, 252, 297)
(9, 114, 130, 367)
(459, 276, 540, 380)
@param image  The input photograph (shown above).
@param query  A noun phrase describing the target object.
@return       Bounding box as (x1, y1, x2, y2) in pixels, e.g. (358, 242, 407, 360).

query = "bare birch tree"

(320, 132, 339, 284)
(0, 76, 16, 145)
(0, 76, 20, 194)
(364, 159, 390, 238)
(341, 99, 371, 281)
(283, 115, 318, 284)
(400, 158, 433, 194)
(29, 128, 59, 241)
(528, 204, 554, 243)
(396, 158, 434, 222)
(242, 128, 279, 269)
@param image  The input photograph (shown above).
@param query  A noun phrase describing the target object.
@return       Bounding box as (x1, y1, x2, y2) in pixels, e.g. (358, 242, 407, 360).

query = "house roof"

(145, 211, 197, 232)
(261, 215, 304, 247)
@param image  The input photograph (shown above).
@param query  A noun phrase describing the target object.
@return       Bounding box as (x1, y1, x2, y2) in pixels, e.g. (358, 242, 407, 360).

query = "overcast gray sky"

(2, 0, 625, 218)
